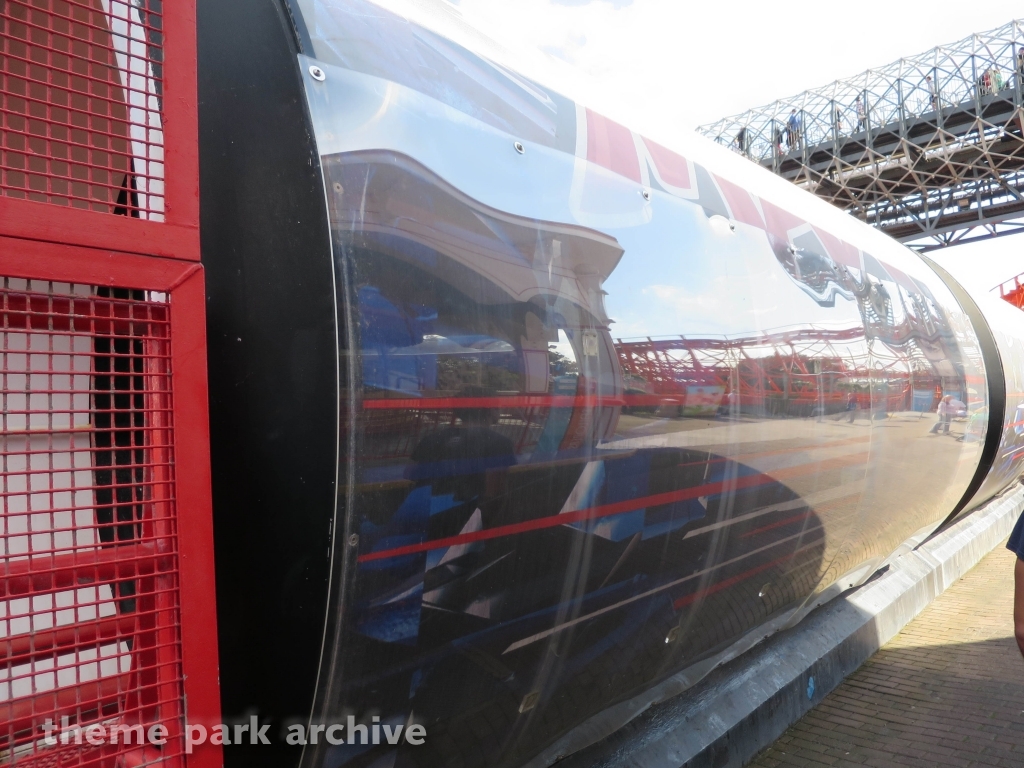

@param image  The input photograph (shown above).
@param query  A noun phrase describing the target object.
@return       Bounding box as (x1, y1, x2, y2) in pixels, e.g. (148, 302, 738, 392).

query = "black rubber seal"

(921, 254, 1005, 529)
(199, 0, 336, 764)
(280, 0, 314, 55)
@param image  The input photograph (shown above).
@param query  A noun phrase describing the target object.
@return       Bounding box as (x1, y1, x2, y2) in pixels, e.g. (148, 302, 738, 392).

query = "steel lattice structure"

(698, 20, 1024, 250)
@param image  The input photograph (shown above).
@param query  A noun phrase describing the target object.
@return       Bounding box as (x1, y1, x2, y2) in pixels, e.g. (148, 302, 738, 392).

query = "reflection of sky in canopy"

(601, 194, 864, 341)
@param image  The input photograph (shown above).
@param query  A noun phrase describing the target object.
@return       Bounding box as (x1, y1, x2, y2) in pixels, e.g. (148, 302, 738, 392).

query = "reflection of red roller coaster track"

(615, 327, 912, 411)
(358, 327, 936, 462)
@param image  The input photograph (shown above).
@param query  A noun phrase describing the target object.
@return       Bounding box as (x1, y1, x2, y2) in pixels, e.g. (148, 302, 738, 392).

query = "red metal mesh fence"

(0, 0, 165, 219)
(0, 277, 185, 766)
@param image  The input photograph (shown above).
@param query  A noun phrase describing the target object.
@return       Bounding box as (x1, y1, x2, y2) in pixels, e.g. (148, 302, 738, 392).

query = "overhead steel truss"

(698, 20, 1024, 250)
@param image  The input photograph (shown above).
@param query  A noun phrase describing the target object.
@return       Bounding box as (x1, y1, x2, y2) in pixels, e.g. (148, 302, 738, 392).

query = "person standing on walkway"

(929, 394, 953, 434)
(735, 126, 748, 156)
(787, 110, 801, 151)
(926, 75, 938, 110)
(846, 392, 859, 423)
(855, 96, 865, 132)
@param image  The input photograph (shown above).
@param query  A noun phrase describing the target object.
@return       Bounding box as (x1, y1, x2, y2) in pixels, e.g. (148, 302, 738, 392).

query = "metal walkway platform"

(698, 21, 1024, 250)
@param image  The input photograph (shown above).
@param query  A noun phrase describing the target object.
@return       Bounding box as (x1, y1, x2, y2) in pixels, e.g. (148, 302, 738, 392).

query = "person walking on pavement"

(929, 394, 954, 434)
(1005, 512, 1024, 658)
(846, 392, 859, 423)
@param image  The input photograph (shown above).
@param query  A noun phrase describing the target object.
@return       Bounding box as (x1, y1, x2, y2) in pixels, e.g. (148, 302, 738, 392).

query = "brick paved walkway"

(749, 542, 1024, 768)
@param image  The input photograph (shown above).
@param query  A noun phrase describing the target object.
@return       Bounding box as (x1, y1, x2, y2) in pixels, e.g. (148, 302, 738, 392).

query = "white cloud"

(453, 0, 1022, 133)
